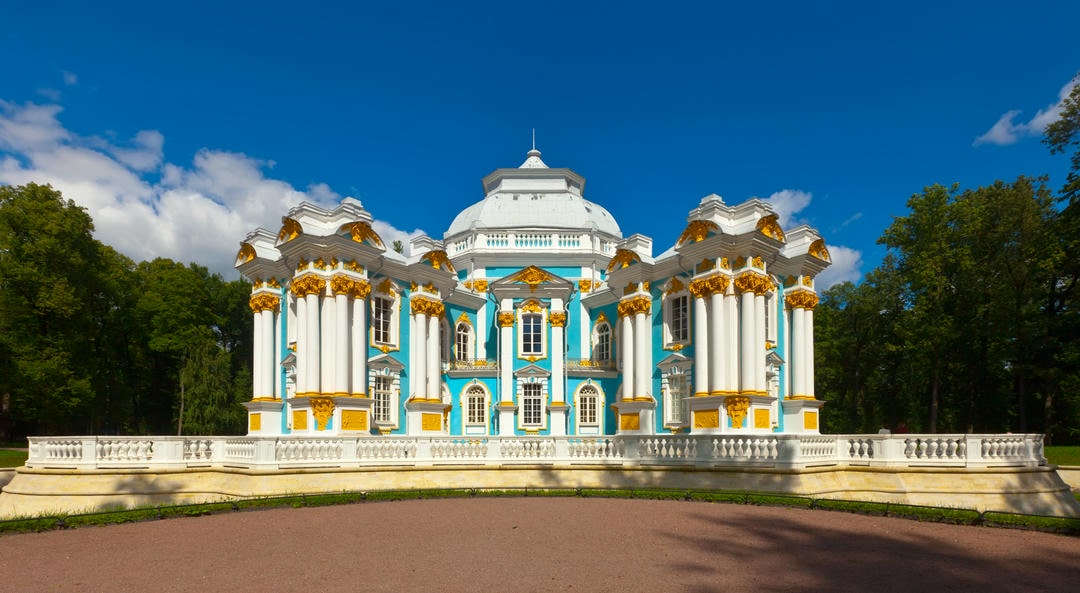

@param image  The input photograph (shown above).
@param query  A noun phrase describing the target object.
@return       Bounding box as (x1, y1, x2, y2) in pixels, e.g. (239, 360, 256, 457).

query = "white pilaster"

(334, 292, 349, 396)
(412, 310, 428, 400)
(633, 310, 650, 399)
(692, 295, 709, 397)
(620, 312, 634, 401)
(709, 291, 725, 395)
(351, 296, 367, 396)
(740, 289, 755, 394)
(427, 312, 440, 400)
(305, 292, 321, 396)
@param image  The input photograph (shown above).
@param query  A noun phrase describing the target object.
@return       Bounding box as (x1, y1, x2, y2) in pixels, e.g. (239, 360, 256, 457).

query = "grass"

(2, 487, 1077, 536)
(1045, 446, 1080, 466)
(0, 450, 27, 468)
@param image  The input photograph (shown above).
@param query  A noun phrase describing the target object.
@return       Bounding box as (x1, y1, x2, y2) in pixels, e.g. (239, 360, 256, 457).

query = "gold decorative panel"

(804, 411, 818, 431)
(619, 414, 640, 431)
(422, 413, 442, 432)
(342, 410, 368, 431)
(693, 409, 719, 429)
(292, 410, 308, 431)
(754, 408, 770, 429)
(249, 413, 261, 432)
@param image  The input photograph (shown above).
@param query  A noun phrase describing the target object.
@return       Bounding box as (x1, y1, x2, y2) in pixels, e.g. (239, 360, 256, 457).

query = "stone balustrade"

(24, 433, 1045, 471)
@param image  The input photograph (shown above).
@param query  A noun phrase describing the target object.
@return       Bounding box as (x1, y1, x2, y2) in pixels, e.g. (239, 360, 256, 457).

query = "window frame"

(455, 320, 473, 362)
(592, 320, 612, 363)
(662, 278, 691, 350)
(516, 300, 548, 360)
(370, 281, 401, 349)
(576, 383, 601, 427)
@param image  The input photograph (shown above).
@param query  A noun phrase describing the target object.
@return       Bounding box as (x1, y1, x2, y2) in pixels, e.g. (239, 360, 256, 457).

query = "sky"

(1, 1, 1078, 290)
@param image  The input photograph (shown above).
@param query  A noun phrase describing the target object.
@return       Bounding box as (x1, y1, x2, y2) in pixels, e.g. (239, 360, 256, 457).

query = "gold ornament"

(311, 397, 335, 431)
(756, 214, 786, 242)
(606, 249, 641, 272)
(344, 221, 384, 247)
(498, 312, 516, 327)
(236, 243, 256, 263)
(808, 239, 831, 262)
(617, 296, 651, 318)
(725, 396, 751, 428)
(277, 218, 302, 243)
(248, 293, 281, 313)
(421, 250, 455, 272)
(510, 266, 552, 292)
(549, 312, 567, 327)
(677, 219, 719, 246)
(785, 290, 819, 310)
(289, 275, 326, 297)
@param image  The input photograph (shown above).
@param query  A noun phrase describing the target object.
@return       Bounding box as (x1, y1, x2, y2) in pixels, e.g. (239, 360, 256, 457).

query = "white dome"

(444, 150, 622, 238)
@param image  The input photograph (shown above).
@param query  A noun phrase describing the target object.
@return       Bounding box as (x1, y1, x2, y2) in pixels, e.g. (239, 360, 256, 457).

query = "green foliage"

(818, 176, 1079, 440)
(1044, 75, 1080, 205)
(0, 449, 28, 467)
(0, 183, 254, 438)
(1044, 446, 1080, 466)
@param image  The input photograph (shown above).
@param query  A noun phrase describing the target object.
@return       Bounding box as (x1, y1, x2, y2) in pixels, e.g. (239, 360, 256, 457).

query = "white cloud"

(762, 188, 812, 227)
(0, 99, 424, 276)
(974, 76, 1079, 146)
(760, 187, 864, 289)
(814, 245, 862, 290)
(62, 70, 78, 86)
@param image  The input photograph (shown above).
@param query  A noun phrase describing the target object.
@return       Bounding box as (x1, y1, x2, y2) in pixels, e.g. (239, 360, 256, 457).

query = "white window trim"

(658, 357, 693, 426)
(517, 301, 548, 360)
(455, 320, 474, 362)
(462, 382, 489, 433)
(370, 282, 401, 350)
(516, 376, 548, 430)
(592, 320, 613, 363)
(575, 382, 603, 428)
(662, 282, 691, 349)
(368, 366, 401, 430)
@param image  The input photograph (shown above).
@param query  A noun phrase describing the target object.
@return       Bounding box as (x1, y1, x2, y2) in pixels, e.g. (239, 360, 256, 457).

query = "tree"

(1044, 75, 1080, 204)
(0, 184, 121, 434)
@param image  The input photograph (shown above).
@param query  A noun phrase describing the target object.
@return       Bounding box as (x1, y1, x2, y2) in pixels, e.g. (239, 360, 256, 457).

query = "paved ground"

(0, 497, 1077, 593)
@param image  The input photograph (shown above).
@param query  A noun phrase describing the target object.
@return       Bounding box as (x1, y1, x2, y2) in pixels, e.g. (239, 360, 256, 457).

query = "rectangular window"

(668, 374, 689, 424)
(373, 376, 393, 422)
(522, 313, 543, 355)
(467, 392, 486, 425)
(522, 383, 543, 426)
(372, 297, 393, 344)
(580, 395, 598, 425)
(671, 295, 689, 343)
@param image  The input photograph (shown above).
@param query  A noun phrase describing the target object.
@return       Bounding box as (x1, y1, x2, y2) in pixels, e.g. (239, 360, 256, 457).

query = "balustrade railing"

(23, 434, 1046, 471)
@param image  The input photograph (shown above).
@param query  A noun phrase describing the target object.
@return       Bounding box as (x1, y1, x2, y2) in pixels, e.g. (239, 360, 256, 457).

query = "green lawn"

(0, 449, 27, 468)
(1045, 446, 1080, 466)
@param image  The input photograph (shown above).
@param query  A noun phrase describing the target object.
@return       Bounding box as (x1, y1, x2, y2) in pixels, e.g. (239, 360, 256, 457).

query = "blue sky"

(1, 1, 1077, 288)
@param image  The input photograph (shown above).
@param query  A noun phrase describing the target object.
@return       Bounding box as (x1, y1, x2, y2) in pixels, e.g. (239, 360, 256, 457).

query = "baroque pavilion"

(235, 148, 830, 438)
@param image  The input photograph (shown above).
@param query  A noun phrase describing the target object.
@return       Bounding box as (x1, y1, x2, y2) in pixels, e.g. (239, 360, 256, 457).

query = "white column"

(305, 292, 321, 396)
(412, 309, 427, 400)
(792, 305, 806, 397)
(620, 312, 634, 401)
(692, 295, 709, 397)
(334, 292, 349, 397)
(427, 312, 440, 400)
(709, 290, 725, 395)
(320, 292, 333, 396)
(498, 304, 515, 436)
(740, 289, 756, 394)
(755, 292, 767, 394)
(273, 306, 282, 399)
(634, 310, 650, 399)
(351, 295, 367, 396)
(550, 300, 565, 404)
(252, 303, 263, 399)
(262, 308, 276, 397)
(725, 292, 739, 393)
(295, 294, 307, 395)
(806, 307, 815, 398)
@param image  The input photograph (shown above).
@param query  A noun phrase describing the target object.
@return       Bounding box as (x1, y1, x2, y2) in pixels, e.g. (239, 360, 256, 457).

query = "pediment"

(368, 352, 405, 372)
(513, 363, 551, 379)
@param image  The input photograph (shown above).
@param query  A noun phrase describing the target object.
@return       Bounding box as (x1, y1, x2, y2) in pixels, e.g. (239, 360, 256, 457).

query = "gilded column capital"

(311, 397, 335, 431)
(549, 311, 567, 327)
(733, 271, 773, 295)
(289, 274, 326, 297)
(785, 290, 819, 310)
(617, 296, 651, 318)
(248, 293, 281, 313)
(690, 274, 731, 298)
(330, 275, 372, 299)
(498, 311, 516, 327)
(410, 297, 445, 318)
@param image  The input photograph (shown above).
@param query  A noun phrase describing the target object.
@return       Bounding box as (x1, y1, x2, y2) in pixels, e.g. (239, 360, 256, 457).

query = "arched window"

(455, 321, 473, 362)
(370, 279, 400, 349)
(593, 321, 612, 362)
(578, 384, 600, 427)
(465, 384, 487, 426)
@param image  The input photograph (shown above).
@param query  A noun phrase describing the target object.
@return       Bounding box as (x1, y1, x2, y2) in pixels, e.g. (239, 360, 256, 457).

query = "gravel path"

(0, 498, 1077, 593)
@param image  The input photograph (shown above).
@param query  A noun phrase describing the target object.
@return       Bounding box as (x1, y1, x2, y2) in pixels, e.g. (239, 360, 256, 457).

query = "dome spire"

(520, 129, 548, 168)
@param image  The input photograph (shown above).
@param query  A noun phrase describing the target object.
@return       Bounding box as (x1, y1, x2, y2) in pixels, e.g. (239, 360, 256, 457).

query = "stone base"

(1, 464, 1077, 520)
